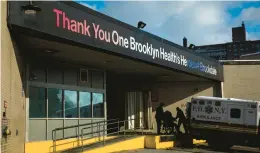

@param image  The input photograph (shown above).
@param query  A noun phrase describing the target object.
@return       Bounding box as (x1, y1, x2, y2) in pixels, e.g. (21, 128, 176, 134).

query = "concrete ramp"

(25, 135, 205, 153)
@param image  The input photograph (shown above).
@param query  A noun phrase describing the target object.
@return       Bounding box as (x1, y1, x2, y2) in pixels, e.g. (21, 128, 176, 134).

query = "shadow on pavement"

(180, 143, 260, 153)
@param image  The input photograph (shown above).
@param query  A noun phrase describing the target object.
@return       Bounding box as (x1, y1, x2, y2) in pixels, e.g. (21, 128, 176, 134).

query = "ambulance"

(189, 96, 260, 149)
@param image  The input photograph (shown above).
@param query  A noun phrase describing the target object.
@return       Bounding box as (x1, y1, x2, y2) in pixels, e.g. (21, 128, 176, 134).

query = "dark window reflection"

(30, 67, 46, 82)
(230, 108, 241, 119)
(79, 92, 91, 118)
(48, 88, 63, 118)
(80, 69, 88, 82)
(93, 93, 104, 118)
(91, 70, 104, 89)
(64, 68, 78, 86)
(64, 90, 78, 118)
(29, 87, 46, 118)
(48, 68, 63, 84)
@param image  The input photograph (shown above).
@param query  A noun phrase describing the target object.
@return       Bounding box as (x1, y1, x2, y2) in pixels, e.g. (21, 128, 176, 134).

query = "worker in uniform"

(155, 103, 165, 134)
(174, 107, 188, 134)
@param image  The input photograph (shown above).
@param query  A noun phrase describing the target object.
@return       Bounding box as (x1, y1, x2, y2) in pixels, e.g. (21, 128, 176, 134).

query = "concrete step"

(145, 135, 176, 149)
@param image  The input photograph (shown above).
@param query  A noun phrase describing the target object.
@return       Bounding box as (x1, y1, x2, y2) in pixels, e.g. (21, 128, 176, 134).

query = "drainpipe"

(221, 82, 224, 98)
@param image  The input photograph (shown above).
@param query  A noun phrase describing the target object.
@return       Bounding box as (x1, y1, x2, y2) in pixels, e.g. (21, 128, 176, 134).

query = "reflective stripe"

(191, 123, 258, 134)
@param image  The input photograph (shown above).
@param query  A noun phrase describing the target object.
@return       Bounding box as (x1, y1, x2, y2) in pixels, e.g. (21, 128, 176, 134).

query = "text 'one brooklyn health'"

(53, 8, 217, 76)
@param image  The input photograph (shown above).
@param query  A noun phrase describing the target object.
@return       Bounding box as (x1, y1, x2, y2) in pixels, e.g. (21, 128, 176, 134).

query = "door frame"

(125, 91, 145, 130)
(244, 109, 256, 126)
(227, 104, 244, 125)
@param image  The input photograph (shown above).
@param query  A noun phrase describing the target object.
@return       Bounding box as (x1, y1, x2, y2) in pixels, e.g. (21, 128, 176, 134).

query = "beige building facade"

(1, 1, 26, 153)
(222, 60, 260, 101)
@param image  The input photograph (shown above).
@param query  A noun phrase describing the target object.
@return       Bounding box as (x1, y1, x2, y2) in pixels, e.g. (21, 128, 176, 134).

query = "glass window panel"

(80, 69, 88, 82)
(48, 88, 63, 118)
(199, 101, 205, 105)
(91, 70, 104, 89)
(79, 92, 91, 118)
(79, 69, 91, 87)
(251, 104, 256, 108)
(48, 68, 63, 84)
(230, 108, 241, 118)
(215, 101, 221, 106)
(192, 101, 197, 104)
(29, 87, 46, 118)
(30, 66, 46, 82)
(64, 68, 78, 86)
(92, 93, 104, 118)
(64, 90, 78, 118)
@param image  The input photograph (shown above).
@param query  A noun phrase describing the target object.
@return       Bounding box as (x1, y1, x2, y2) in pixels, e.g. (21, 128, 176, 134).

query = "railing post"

(91, 122, 93, 137)
(76, 127, 79, 146)
(98, 123, 100, 141)
(53, 130, 56, 152)
(103, 124, 105, 146)
(81, 128, 84, 153)
(117, 119, 120, 135)
(123, 121, 126, 139)
(142, 125, 144, 135)
(52, 130, 54, 152)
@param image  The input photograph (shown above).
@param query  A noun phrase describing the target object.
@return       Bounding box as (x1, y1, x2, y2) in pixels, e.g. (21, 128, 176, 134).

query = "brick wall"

(223, 64, 260, 100)
(1, 1, 26, 153)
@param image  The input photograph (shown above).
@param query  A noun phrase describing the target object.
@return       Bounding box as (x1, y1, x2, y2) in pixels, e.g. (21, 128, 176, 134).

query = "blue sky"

(76, 1, 260, 46)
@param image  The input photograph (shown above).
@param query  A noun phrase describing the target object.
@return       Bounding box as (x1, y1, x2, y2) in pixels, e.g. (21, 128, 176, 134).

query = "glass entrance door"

(126, 92, 144, 130)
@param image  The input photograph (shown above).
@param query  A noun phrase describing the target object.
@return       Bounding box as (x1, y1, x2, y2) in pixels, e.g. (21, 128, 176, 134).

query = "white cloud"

(83, 1, 259, 46)
(97, 1, 235, 46)
(231, 6, 260, 41)
(240, 7, 260, 21)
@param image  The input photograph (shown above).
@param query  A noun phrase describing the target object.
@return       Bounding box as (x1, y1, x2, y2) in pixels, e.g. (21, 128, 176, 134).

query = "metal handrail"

(80, 119, 144, 152)
(52, 118, 118, 152)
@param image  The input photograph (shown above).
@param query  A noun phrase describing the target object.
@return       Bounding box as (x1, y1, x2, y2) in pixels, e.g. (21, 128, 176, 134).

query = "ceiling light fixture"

(103, 60, 112, 64)
(21, 1, 41, 15)
(44, 49, 54, 53)
(42, 49, 59, 54)
(162, 75, 170, 78)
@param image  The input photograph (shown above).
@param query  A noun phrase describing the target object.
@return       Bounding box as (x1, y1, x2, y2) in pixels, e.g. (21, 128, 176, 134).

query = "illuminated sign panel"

(8, 1, 223, 81)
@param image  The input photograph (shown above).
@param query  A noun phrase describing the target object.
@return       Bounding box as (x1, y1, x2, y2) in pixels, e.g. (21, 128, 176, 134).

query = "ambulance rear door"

(227, 104, 244, 125)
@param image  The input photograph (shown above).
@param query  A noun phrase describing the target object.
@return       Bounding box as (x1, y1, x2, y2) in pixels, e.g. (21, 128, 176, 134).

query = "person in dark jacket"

(155, 103, 165, 134)
(174, 107, 188, 134)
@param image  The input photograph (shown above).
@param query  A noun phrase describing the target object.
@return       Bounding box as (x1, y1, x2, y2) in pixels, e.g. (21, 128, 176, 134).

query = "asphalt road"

(116, 144, 260, 153)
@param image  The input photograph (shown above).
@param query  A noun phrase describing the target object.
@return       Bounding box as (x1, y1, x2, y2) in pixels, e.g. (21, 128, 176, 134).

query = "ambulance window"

(207, 101, 212, 104)
(230, 108, 241, 118)
(199, 101, 205, 105)
(215, 101, 221, 106)
(192, 101, 197, 104)
(251, 105, 256, 108)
